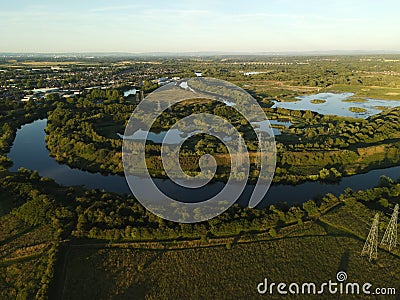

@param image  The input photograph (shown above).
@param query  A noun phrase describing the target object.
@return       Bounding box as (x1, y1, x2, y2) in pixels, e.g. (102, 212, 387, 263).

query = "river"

(7, 119, 400, 207)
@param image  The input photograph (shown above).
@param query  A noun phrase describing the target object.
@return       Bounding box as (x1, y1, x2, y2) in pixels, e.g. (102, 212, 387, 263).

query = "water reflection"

(272, 92, 400, 118)
(7, 119, 400, 207)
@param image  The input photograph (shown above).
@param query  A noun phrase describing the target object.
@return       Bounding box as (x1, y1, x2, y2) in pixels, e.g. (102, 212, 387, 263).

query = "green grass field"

(0, 215, 54, 299)
(60, 235, 399, 299)
(326, 84, 400, 100)
(60, 209, 400, 300)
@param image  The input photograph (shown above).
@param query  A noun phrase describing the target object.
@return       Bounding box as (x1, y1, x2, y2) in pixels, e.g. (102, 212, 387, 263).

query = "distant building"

(32, 87, 60, 94)
(63, 94, 75, 99)
(84, 86, 111, 90)
(21, 95, 33, 102)
(195, 72, 202, 77)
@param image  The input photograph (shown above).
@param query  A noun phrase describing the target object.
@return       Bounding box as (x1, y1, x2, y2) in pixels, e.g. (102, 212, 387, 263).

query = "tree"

(303, 200, 318, 217)
(379, 175, 394, 188)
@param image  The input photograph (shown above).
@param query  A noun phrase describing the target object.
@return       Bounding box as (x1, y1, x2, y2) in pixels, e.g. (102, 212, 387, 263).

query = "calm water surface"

(8, 119, 400, 207)
(272, 92, 400, 118)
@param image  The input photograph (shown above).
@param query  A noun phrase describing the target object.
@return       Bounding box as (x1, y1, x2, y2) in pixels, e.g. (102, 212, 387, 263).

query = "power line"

(361, 213, 380, 262)
(381, 204, 398, 252)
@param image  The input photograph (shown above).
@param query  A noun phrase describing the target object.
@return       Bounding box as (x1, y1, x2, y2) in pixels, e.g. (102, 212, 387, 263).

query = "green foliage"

(379, 175, 394, 188)
(14, 194, 54, 226)
(43, 87, 400, 185)
(302, 200, 319, 217)
(2, 55, 400, 299)
(268, 227, 277, 237)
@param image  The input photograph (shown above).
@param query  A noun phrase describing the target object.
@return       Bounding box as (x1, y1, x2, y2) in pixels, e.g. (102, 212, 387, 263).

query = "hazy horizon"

(1, 0, 399, 53)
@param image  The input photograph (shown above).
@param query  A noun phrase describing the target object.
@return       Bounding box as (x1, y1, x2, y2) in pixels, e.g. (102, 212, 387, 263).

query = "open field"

(0, 215, 55, 299)
(0, 61, 102, 68)
(326, 84, 400, 101)
(60, 225, 400, 300)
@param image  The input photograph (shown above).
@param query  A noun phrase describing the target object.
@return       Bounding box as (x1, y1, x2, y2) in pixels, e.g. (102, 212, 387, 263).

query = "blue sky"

(1, 0, 399, 53)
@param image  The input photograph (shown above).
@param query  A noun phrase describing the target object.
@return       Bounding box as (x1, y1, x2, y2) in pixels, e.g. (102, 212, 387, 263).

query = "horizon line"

(1, 49, 400, 56)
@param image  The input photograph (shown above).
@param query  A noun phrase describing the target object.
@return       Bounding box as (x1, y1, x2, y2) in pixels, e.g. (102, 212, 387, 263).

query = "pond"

(119, 119, 292, 143)
(255, 120, 292, 136)
(123, 89, 138, 97)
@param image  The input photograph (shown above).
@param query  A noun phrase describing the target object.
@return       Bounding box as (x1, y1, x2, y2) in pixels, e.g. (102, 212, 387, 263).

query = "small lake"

(118, 128, 203, 144)
(272, 92, 400, 118)
(123, 89, 138, 97)
(7, 119, 400, 207)
(119, 119, 292, 143)
(256, 120, 292, 136)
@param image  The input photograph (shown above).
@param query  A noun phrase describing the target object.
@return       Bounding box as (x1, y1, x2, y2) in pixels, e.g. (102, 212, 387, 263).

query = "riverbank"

(7, 119, 400, 207)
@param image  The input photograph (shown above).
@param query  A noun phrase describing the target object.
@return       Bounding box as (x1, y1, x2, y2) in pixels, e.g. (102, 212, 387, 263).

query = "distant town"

(0, 56, 203, 103)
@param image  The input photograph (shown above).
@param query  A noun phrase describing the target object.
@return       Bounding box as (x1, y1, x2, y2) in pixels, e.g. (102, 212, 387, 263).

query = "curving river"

(8, 119, 400, 207)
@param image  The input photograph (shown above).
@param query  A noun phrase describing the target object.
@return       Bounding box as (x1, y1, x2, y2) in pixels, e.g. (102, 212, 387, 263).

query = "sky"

(0, 0, 399, 53)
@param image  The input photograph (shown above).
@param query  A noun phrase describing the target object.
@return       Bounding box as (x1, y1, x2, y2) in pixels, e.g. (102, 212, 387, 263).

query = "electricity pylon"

(381, 204, 398, 251)
(361, 213, 380, 261)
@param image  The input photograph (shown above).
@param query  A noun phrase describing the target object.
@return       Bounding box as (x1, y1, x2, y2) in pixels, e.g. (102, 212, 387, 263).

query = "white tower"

(361, 213, 380, 261)
(381, 204, 398, 251)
